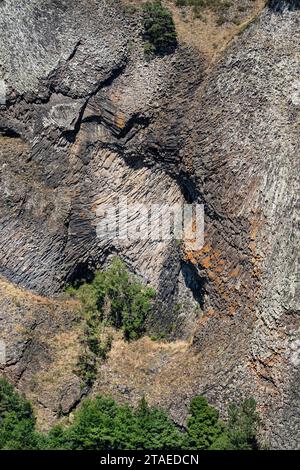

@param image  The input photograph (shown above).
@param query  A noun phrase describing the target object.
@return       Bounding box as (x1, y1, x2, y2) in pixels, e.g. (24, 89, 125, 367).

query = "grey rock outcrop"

(184, 3, 300, 448)
(0, 0, 203, 336)
(0, 0, 299, 449)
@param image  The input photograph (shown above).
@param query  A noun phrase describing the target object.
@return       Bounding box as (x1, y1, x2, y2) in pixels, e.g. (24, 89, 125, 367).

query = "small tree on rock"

(143, 1, 177, 56)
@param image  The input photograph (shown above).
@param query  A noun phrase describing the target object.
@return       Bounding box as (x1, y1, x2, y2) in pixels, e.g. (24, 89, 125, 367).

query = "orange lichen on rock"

(115, 111, 126, 130)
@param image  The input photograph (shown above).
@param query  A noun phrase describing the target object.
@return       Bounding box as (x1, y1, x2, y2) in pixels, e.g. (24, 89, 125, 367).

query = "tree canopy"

(0, 378, 261, 450)
(143, 1, 177, 56)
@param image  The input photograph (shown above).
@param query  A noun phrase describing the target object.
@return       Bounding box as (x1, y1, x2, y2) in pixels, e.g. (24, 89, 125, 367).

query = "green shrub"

(69, 258, 155, 385)
(143, 1, 177, 56)
(210, 397, 260, 450)
(225, 397, 260, 450)
(134, 397, 183, 450)
(184, 396, 261, 450)
(42, 395, 183, 450)
(81, 257, 156, 341)
(183, 396, 225, 449)
(0, 379, 38, 449)
(0, 379, 260, 451)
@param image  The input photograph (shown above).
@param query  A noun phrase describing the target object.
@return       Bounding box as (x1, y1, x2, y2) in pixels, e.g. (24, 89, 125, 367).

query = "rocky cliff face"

(0, 0, 299, 449)
(0, 0, 205, 337)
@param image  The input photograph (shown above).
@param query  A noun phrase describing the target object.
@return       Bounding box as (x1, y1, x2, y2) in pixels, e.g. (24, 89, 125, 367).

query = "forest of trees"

(0, 378, 260, 450)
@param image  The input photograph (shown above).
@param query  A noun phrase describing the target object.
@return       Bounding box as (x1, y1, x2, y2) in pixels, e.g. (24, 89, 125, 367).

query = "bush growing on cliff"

(70, 257, 156, 342)
(174, 0, 232, 21)
(183, 396, 260, 450)
(142, 1, 177, 56)
(210, 397, 260, 450)
(223, 397, 260, 450)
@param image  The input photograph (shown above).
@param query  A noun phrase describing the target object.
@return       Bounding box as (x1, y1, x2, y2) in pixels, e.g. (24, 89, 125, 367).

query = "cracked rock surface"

(0, 0, 299, 449)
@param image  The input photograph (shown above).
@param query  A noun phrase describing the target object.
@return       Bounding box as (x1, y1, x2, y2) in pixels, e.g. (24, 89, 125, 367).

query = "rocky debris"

(0, 0, 299, 449)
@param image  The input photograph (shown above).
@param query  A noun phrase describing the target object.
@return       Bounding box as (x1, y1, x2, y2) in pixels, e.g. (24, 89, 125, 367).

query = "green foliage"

(143, 1, 177, 56)
(75, 350, 98, 387)
(184, 396, 260, 450)
(0, 379, 260, 451)
(183, 396, 225, 449)
(50, 396, 134, 450)
(134, 397, 183, 450)
(74, 258, 156, 341)
(0, 378, 38, 450)
(69, 258, 155, 385)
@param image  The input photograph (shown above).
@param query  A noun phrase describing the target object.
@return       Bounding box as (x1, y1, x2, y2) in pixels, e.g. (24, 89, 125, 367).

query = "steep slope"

(0, 0, 205, 336)
(185, 0, 300, 448)
(0, 0, 299, 449)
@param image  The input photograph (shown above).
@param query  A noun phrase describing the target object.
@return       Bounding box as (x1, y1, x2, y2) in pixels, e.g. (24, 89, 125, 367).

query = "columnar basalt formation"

(0, 0, 299, 449)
